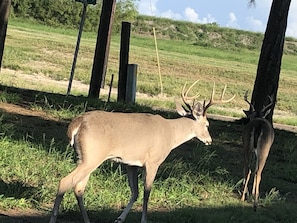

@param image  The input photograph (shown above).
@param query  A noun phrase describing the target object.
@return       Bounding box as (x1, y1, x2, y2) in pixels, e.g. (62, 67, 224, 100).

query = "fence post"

(117, 22, 131, 102)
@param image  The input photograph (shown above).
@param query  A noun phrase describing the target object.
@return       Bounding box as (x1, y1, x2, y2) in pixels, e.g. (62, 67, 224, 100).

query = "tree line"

(9, 0, 138, 33)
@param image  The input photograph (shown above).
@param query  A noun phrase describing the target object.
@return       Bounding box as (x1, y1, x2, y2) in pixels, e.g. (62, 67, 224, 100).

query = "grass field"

(0, 19, 297, 223)
(1, 19, 297, 125)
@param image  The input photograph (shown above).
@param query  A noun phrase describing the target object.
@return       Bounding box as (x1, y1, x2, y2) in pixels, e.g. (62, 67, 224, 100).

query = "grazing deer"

(49, 81, 235, 223)
(241, 91, 274, 211)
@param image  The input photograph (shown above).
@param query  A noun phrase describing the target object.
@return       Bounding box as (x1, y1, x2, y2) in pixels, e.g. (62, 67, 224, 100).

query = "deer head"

(243, 90, 274, 120)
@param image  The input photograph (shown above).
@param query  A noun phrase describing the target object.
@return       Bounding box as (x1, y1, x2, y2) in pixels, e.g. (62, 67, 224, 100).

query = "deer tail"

(67, 115, 83, 146)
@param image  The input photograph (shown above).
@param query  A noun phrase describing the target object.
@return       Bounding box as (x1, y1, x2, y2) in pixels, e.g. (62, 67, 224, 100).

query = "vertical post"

(88, 0, 116, 98)
(66, 1, 87, 96)
(117, 22, 131, 102)
(0, 0, 11, 71)
(125, 64, 137, 103)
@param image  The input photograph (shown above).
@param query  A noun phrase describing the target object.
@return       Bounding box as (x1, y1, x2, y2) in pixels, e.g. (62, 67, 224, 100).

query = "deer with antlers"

(241, 91, 275, 211)
(49, 81, 235, 223)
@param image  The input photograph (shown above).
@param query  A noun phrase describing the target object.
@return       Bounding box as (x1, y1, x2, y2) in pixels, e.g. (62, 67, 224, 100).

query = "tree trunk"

(0, 0, 11, 70)
(251, 0, 291, 123)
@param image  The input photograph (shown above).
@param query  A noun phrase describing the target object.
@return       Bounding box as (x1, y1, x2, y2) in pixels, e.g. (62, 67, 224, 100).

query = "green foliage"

(113, 0, 139, 33)
(10, 0, 138, 33)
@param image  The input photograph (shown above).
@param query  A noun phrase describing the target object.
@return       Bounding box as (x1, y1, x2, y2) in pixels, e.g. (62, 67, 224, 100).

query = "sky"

(136, 0, 297, 38)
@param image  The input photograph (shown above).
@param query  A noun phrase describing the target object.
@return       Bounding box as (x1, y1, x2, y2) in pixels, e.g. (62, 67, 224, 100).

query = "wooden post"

(0, 0, 11, 71)
(88, 0, 116, 98)
(117, 22, 131, 102)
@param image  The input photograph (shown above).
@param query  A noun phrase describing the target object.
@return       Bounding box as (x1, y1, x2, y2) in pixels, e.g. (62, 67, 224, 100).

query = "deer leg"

(252, 170, 260, 211)
(241, 144, 252, 202)
(252, 153, 267, 211)
(115, 165, 139, 223)
(141, 165, 159, 223)
(74, 174, 91, 223)
(241, 169, 251, 201)
(49, 164, 99, 223)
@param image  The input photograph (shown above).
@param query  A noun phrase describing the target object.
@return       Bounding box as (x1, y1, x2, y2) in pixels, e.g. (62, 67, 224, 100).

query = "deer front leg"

(141, 165, 159, 223)
(115, 166, 139, 223)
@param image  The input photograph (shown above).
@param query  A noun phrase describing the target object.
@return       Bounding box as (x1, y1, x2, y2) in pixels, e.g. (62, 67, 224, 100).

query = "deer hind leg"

(252, 153, 267, 211)
(241, 145, 252, 202)
(74, 174, 91, 223)
(241, 169, 251, 201)
(115, 165, 139, 223)
(252, 170, 260, 211)
(49, 164, 99, 223)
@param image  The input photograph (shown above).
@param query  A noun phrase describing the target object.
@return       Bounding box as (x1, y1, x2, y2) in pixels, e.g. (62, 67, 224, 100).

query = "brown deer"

(241, 91, 274, 211)
(49, 81, 235, 223)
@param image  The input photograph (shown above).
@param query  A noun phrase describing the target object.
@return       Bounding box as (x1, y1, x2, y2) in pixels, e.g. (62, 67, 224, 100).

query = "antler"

(261, 95, 273, 114)
(181, 80, 200, 112)
(243, 91, 274, 119)
(203, 83, 236, 116)
(244, 90, 255, 112)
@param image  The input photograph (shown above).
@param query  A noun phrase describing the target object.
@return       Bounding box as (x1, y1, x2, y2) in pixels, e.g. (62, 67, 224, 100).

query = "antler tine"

(244, 90, 255, 112)
(261, 94, 274, 113)
(203, 83, 235, 116)
(220, 85, 236, 103)
(181, 80, 200, 110)
(203, 82, 216, 115)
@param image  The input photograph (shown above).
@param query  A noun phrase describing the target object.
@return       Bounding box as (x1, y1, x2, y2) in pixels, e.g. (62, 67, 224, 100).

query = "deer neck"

(167, 117, 196, 149)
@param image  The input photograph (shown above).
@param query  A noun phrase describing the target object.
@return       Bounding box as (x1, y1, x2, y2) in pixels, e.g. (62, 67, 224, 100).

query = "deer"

(49, 80, 235, 223)
(241, 91, 275, 211)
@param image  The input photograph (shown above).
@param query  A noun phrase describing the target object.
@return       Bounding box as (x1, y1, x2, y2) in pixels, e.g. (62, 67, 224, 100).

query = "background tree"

(0, 0, 11, 70)
(113, 0, 138, 33)
(249, 0, 291, 124)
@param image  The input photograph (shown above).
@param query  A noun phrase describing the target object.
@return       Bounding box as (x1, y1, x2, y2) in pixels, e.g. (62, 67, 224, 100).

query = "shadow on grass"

(1, 201, 297, 223)
(0, 84, 174, 152)
(0, 179, 38, 201)
(1, 84, 297, 223)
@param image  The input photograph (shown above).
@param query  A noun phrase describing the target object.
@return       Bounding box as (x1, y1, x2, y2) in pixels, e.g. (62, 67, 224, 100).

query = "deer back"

(67, 110, 208, 166)
(242, 117, 274, 152)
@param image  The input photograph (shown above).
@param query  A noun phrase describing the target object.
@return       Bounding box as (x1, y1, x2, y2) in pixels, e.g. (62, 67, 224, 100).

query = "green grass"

(0, 86, 297, 223)
(2, 18, 297, 125)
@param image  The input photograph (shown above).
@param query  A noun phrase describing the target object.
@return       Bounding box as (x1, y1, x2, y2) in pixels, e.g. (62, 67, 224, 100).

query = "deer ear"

(175, 100, 189, 116)
(192, 102, 204, 119)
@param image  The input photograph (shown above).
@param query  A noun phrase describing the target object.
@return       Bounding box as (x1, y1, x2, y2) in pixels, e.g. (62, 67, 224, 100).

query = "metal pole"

(66, 1, 87, 96)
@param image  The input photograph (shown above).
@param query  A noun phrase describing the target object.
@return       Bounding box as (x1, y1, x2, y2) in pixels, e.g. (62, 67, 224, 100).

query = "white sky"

(137, 0, 297, 38)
